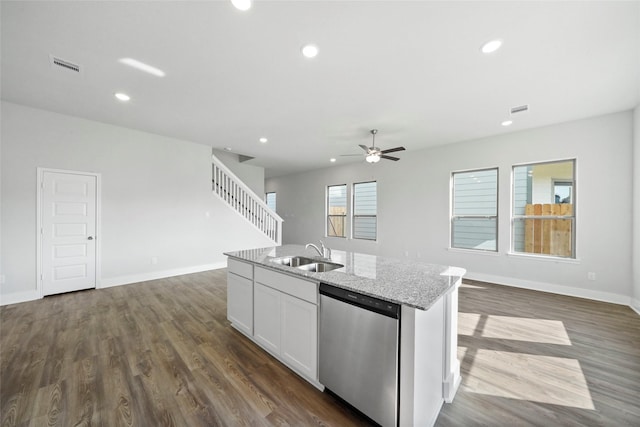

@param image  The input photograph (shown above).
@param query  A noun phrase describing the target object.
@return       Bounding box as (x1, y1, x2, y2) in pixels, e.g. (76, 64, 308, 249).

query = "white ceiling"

(2, 1, 639, 177)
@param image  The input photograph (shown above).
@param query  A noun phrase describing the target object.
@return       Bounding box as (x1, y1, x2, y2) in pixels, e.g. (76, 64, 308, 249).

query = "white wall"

(633, 106, 640, 314)
(212, 149, 265, 197)
(0, 101, 275, 304)
(267, 111, 634, 305)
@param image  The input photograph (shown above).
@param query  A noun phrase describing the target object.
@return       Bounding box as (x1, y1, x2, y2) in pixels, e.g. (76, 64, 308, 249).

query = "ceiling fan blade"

(358, 144, 370, 153)
(381, 146, 406, 154)
(381, 155, 400, 161)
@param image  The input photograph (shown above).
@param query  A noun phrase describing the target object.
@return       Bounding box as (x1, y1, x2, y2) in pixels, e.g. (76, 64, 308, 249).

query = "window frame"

(326, 184, 347, 238)
(352, 180, 377, 241)
(510, 158, 576, 259)
(450, 167, 499, 252)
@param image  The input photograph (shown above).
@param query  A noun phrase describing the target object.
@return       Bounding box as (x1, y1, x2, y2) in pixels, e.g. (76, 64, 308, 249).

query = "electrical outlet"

(587, 272, 596, 281)
(151, 256, 158, 265)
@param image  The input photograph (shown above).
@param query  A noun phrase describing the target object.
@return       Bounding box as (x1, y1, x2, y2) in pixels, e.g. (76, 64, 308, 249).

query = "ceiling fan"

(343, 129, 406, 163)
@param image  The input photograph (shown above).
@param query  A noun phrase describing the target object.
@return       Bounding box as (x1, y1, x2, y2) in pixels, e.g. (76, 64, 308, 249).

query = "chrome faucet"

(306, 240, 331, 259)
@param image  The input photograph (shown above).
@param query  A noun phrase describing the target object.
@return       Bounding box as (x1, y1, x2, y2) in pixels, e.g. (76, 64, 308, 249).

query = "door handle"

(88, 236, 94, 240)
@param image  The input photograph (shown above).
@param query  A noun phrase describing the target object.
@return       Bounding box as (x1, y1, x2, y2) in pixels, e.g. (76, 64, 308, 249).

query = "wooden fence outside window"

(523, 203, 573, 257)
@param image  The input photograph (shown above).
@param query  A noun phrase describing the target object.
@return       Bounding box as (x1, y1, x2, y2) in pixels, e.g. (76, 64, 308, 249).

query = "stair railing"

(212, 153, 283, 244)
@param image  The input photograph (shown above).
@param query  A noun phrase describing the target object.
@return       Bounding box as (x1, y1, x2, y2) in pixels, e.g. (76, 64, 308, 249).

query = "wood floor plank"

(2, 272, 639, 426)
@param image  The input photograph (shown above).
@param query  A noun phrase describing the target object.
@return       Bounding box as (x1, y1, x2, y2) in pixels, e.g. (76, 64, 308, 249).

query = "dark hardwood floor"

(437, 280, 640, 426)
(1, 270, 638, 426)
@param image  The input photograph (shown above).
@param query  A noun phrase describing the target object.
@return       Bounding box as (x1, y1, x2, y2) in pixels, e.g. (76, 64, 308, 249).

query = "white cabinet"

(226, 260, 320, 384)
(254, 267, 317, 304)
(281, 293, 318, 380)
(254, 283, 318, 381)
(254, 266, 319, 382)
(254, 282, 281, 354)
(227, 259, 253, 336)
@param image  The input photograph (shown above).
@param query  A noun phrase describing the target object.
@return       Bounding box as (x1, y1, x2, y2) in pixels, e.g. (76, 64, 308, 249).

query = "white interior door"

(41, 171, 97, 296)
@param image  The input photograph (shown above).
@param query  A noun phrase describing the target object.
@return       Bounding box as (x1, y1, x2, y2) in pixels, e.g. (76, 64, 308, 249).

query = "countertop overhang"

(224, 245, 465, 311)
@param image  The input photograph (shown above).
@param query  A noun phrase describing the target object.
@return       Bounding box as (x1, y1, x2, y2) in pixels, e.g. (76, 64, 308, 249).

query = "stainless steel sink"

(271, 256, 317, 267)
(297, 261, 344, 273)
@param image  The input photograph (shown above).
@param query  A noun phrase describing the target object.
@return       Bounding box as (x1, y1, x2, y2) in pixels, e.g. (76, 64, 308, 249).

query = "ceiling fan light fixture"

(344, 129, 404, 163)
(366, 153, 381, 163)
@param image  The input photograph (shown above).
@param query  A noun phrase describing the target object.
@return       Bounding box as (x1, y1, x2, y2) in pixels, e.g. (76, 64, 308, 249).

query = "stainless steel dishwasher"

(319, 283, 400, 427)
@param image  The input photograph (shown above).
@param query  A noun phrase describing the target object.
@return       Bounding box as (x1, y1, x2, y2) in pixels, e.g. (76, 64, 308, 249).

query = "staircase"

(212, 153, 283, 244)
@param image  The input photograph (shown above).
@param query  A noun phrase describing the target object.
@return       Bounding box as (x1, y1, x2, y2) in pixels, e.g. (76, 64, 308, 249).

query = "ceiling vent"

(510, 104, 529, 115)
(49, 55, 82, 74)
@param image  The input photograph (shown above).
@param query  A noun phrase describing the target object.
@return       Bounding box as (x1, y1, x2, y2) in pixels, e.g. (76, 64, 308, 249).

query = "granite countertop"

(224, 244, 465, 311)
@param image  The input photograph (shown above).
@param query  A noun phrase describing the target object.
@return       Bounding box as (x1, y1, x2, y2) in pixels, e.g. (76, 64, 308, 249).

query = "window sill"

(507, 252, 581, 264)
(447, 247, 500, 256)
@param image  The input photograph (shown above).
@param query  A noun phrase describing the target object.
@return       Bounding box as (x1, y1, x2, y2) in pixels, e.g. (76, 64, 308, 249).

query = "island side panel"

(443, 279, 462, 402)
(399, 298, 445, 427)
(227, 258, 254, 336)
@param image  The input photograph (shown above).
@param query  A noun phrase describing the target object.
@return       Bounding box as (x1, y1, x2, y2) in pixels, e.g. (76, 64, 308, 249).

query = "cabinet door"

(254, 283, 281, 354)
(227, 272, 253, 335)
(281, 294, 318, 380)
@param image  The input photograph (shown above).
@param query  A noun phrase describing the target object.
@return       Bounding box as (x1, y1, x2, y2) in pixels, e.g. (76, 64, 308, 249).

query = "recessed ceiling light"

(231, 0, 251, 11)
(114, 92, 130, 101)
(481, 39, 503, 54)
(118, 58, 165, 77)
(330, 158, 336, 163)
(259, 137, 268, 143)
(301, 44, 319, 58)
(501, 120, 513, 127)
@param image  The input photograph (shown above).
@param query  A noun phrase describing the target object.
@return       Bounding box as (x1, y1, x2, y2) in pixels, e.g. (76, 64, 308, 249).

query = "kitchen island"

(224, 245, 464, 427)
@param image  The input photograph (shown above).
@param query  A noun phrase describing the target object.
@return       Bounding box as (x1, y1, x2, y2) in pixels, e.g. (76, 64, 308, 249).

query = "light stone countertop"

(224, 244, 465, 311)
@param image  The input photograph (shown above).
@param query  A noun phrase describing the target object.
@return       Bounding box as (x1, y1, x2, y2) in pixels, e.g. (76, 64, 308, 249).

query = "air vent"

(50, 55, 81, 73)
(510, 104, 529, 115)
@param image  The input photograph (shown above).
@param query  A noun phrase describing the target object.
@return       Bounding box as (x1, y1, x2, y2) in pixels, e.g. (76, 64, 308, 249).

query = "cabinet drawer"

(255, 266, 318, 304)
(228, 258, 253, 280)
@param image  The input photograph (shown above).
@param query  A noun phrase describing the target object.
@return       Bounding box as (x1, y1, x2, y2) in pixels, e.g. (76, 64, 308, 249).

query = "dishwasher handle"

(320, 283, 400, 319)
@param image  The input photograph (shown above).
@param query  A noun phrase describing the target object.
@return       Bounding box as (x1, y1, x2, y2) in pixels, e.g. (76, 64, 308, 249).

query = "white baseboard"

(465, 272, 631, 307)
(443, 365, 462, 404)
(0, 263, 227, 306)
(99, 262, 227, 289)
(0, 290, 40, 306)
(631, 298, 640, 316)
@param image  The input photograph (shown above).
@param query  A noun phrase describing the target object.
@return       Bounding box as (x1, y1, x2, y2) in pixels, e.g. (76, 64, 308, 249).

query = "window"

(353, 181, 377, 240)
(265, 192, 276, 212)
(327, 184, 347, 237)
(451, 168, 498, 251)
(512, 159, 575, 258)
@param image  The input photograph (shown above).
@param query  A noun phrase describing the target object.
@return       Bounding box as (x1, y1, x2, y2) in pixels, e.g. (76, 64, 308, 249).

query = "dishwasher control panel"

(319, 283, 400, 319)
